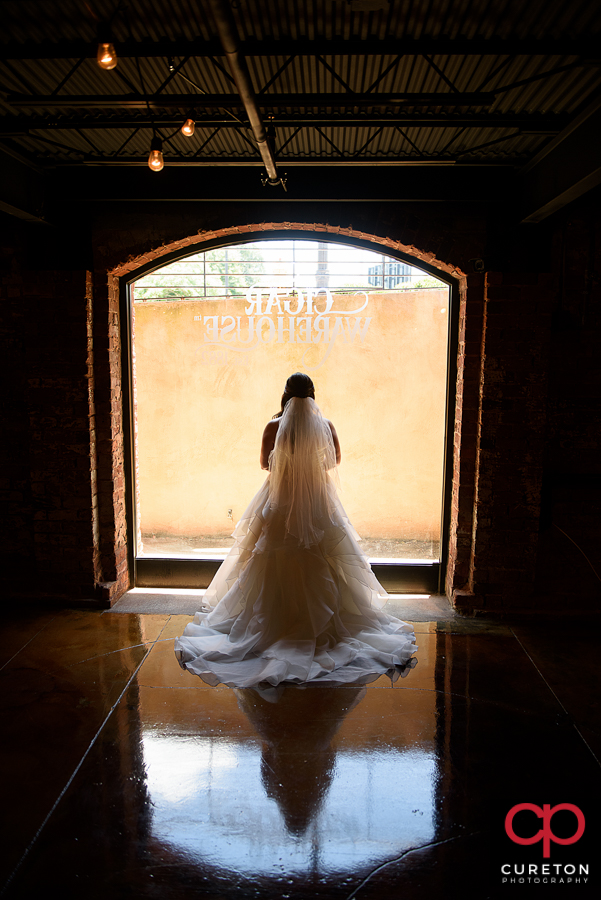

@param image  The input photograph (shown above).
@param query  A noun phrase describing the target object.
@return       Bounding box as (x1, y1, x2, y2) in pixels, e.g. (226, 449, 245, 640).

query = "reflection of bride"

(235, 685, 367, 835)
(174, 373, 417, 687)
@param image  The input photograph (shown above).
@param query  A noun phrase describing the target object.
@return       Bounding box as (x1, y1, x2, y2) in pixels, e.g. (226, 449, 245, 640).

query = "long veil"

(267, 397, 337, 548)
(174, 394, 418, 687)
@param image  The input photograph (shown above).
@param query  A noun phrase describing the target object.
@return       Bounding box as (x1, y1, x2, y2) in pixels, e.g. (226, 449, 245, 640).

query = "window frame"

(120, 231, 459, 594)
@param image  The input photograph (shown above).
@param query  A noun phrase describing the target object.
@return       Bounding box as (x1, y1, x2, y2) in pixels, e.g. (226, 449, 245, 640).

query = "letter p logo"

(505, 803, 585, 858)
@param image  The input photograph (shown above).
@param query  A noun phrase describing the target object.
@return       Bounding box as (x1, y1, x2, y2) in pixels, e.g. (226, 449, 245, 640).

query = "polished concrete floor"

(1, 597, 599, 899)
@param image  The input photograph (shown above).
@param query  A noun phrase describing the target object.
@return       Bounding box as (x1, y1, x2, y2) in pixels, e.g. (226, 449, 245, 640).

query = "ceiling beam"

(1, 37, 599, 59)
(35, 156, 520, 167)
(0, 145, 47, 222)
(521, 99, 601, 222)
(0, 114, 567, 135)
(6, 92, 496, 109)
(48, 162, 516, 204)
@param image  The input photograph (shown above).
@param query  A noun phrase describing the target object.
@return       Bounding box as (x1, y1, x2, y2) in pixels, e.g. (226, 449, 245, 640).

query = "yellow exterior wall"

(133, 288, 449, 542)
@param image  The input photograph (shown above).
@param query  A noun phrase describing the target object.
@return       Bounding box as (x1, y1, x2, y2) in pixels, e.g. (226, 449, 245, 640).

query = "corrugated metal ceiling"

(1, 0, 599, 165)
(1, 0, 600, 45)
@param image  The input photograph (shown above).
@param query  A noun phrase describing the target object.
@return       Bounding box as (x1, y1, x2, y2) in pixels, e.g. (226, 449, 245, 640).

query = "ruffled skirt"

(174, 479, 417, 687)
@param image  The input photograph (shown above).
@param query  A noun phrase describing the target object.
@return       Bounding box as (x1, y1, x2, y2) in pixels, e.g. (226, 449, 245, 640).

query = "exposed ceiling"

(1, 0, 600, 222)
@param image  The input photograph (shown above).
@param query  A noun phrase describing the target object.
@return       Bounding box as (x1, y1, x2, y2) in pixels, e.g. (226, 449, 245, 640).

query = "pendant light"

(96, 25, 117, 70)
(97, 42, 117, 70)
(181, 118, 195, 137)
(148, 136, 164, 172)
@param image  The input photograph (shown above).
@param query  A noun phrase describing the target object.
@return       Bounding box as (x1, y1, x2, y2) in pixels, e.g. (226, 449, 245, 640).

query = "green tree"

(134, 248, 265, 302)
(409, 275, 446, 289)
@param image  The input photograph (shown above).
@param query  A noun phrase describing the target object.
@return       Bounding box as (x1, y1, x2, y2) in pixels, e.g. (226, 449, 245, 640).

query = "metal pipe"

(208, 0, 283, 186)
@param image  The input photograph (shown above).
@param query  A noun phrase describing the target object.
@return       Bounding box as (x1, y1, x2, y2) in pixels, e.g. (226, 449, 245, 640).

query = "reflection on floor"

(109, 590, 456, 620)
(1, 601, 599, 898)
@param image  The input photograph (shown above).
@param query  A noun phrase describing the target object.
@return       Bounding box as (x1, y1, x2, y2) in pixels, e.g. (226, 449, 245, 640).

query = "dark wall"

(0, 214, 97, 600)
(534, 192, 601, 606)
(1, 191, 599, 611)
(87, 199, 486, 276)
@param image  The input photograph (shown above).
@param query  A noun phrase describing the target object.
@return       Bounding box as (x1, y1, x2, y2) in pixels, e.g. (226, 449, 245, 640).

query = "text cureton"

(501, 864, 589, 875)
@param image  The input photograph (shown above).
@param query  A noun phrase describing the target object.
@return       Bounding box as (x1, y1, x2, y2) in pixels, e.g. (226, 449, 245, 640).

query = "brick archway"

(94, 220, 483, 609)
(110, 221, 465, 281)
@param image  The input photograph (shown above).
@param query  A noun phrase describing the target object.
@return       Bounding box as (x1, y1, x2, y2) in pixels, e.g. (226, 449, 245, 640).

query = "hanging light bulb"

(181, 118, 195, 137)
(148, 136, 164, 172)
(96, 25, 117, 70)
(97, 42, 117, 70)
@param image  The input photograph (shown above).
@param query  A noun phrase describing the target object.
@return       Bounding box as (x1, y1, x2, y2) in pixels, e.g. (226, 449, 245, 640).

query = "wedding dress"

(174, 397, 417, 687)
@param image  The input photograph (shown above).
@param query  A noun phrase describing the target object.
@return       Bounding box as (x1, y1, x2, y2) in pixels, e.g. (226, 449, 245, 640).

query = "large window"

(130, 240, 450, 564)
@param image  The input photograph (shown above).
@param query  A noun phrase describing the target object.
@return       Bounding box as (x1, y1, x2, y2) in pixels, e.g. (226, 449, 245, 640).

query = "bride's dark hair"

(273, 372, 315, 418)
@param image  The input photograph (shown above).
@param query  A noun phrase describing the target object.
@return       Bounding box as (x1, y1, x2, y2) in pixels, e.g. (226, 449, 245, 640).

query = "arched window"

(125, 236, 456, 593)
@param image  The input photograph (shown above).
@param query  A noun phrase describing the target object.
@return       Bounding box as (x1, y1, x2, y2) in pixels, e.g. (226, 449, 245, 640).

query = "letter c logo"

(505, 803, 585, 858)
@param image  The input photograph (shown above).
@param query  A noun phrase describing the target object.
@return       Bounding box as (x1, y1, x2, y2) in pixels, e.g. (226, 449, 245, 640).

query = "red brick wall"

(86, 270, 101, 590)
(533, 203, 601, 608)
(91, 202, 486, 280)
(91, 272, 129, 603)
(2, 196, 600, 613)
(467, 272, 554, 611)
(445, 274, 486, 606)
(0, 223, 98, 600)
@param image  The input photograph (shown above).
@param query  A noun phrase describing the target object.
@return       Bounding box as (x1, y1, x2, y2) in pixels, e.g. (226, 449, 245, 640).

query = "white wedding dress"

(174, 398, 417, 687)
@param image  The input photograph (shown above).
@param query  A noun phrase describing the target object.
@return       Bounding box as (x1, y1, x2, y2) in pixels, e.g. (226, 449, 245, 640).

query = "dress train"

(174, 478, 418, 687)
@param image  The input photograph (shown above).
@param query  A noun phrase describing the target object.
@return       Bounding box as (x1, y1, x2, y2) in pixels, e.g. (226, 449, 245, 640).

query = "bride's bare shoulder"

(263, 418, 280, 436)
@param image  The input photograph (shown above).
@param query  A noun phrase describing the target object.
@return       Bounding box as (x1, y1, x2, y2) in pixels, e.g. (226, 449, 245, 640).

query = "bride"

(174, 373, 417, 687)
